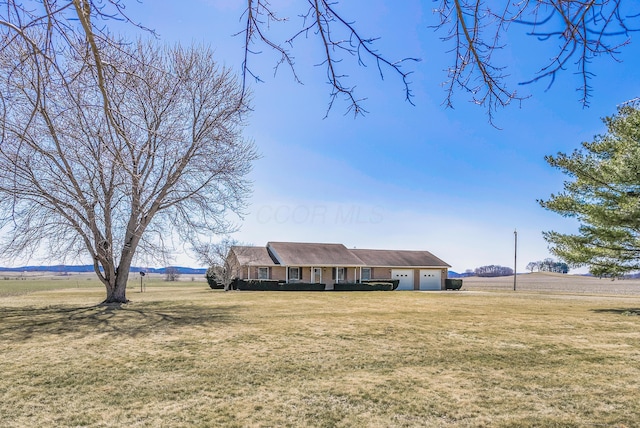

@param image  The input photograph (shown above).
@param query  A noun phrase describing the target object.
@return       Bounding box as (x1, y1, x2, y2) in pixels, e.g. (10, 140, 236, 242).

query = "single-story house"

(226, 242, 450, 290)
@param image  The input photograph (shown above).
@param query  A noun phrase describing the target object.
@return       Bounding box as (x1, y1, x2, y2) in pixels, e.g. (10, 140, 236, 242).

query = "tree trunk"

(102, 268, 131, 304)
(102, 246, 138, 304)
(103, 279, 128, 304)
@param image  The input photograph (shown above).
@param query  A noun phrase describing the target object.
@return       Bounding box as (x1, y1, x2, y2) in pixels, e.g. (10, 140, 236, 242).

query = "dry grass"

(1, 277, 640, 427)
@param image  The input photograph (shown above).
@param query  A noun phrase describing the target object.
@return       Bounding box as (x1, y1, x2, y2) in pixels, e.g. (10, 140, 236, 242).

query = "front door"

(313, 268, 322, 284)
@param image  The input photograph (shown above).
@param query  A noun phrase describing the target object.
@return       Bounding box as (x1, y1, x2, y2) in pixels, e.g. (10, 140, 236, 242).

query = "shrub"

(361, 279, 400, 290)
(445, 279, 463, 290)
(205, 270, 224, 289)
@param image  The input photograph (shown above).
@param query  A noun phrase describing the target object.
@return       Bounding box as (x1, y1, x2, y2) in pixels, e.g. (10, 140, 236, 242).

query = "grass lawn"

(1, 280, 639, 427)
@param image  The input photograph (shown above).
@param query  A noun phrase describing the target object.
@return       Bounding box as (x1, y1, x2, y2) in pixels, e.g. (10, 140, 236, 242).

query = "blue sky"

(122, 0, 640, 273)
(6, 1, 639, 273)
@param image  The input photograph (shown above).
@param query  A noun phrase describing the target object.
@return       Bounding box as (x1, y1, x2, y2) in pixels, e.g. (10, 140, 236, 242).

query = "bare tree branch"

(241, 0, 420, 117)
(434, 0, 637, 122)
(2, 1, 637, 122)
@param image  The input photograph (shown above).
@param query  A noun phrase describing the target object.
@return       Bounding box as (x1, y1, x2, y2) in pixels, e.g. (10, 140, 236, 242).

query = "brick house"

(227, 242, 450, 290)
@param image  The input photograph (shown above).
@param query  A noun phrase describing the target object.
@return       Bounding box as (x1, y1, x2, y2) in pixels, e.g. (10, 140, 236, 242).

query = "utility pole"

(513, 229, 518, 291)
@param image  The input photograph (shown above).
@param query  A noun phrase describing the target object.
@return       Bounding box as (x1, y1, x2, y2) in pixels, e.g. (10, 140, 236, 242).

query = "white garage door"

(392, 269, 414, 290)
(420, 269, 441, 290)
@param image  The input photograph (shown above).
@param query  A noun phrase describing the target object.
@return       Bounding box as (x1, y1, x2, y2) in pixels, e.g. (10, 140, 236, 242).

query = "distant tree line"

(526, 259, 569, 274)
(474, 265, 514, 277)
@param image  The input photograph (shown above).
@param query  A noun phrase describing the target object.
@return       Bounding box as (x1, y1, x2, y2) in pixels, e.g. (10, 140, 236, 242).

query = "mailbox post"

(139, 271, 146, 292)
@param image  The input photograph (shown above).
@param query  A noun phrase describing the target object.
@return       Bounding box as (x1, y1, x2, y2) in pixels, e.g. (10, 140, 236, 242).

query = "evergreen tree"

(541, 102, 640, 277)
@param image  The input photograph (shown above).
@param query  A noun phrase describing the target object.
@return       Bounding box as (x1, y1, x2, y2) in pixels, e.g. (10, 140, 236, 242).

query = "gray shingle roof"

(230, 242, 450, 268)
(267, 242, 365, 266)
(230, 246, 277, 266)
(350, 248, 450, 268)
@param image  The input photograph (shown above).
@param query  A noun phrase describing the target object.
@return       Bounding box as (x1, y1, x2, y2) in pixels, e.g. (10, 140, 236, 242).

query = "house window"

(289, 267, 300, 282)
(337, 267, 346, 283)
(361, 268, 371, 281)
(258, 267, 269, 280)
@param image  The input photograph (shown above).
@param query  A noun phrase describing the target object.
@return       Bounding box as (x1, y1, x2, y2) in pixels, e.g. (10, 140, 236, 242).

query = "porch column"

(247, 266, 250, 280)
(285, 266, 289, 283)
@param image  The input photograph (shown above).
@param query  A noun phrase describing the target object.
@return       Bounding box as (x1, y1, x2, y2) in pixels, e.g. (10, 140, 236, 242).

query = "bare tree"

(0, 38, 257, 303)
(195, 238, 257, 291)
(199, 240, 237, 291)
(164, 267, 181, 282)
(2, 1, 636, 122)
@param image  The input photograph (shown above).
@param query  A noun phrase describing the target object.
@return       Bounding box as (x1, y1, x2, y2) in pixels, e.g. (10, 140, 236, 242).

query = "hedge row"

(233, 279, 325, 291)
(214, 278, 407, 291)
(333, 282, 393, 291)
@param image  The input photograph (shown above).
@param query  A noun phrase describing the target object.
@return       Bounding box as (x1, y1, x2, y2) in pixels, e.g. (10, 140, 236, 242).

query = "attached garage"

(392, 269, 414, 290)
(419, 269, 442, 290)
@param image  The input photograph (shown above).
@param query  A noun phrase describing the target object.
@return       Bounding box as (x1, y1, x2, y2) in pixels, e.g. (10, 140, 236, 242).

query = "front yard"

(1, 283, 639, 426)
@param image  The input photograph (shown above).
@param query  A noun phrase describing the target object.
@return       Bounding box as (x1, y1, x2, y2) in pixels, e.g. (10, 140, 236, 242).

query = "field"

(0, 271, 206, 297)
(463, 272, 640, 295)
(1, 273, 639, 427)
